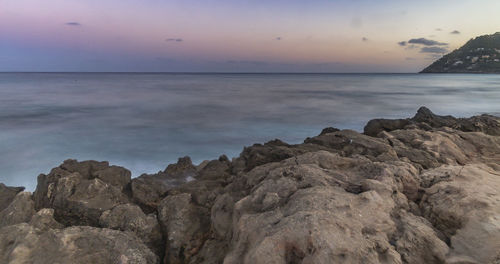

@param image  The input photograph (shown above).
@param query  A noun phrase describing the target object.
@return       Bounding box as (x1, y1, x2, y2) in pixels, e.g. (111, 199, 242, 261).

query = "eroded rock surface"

(0, 183, 24, 211)
(1, 107, 499, 264)
(33, 159, 130, 226)
(0, 224, 159, 264)
(99, 203, 164, 257)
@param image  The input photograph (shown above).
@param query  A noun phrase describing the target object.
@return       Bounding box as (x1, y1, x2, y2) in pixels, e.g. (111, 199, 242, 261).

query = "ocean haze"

(1, 73, 500, 190)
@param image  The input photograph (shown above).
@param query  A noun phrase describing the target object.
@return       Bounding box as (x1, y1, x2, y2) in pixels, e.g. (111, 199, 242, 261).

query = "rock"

(92, 165, 132, 191)
(223, 151, 407, 264)
(364, 106, 500, 137)
(33, 160, 130, 226)
(29, 208, 64, 230)
(99, 203, 163, 257)
(2, 107, 499, 264)
(211, 194, 234, 239)
(0, 192, 35, 228)
(319, 127, 340, 135)
(59, 159, 110, 179)
(393, 211, 449, 264)
(188, 238, 228, 264)
(158, 193, 210, 264)
(304, 129, 398, 162)
(234, 139, 328, 172)
(420, 164, 500, 263)
(0, 183, 24, 211)
(0, 224, 159, 264)
(131, 157, 197, 213)
(164, 156, 197, 178)
(364, 118, 411, 138)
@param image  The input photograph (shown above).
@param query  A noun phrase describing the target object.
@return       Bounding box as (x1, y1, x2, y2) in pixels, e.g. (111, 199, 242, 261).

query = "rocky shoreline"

(1, 107, 499, 264)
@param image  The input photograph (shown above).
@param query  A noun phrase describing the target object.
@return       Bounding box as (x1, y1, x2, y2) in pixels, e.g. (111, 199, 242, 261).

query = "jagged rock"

(33, 160, 130, 226)
(165, 156, 197, 179)
(420, 164, 500, 263)
(393, 211, 449, 263)
(92, 165, 132, 191)
(211, 193, 234, 239)
(99, 203, 163, 257)
(304, 129, 398, 162)
(188, 238, 228, 264)
(364, 106, 500, 137)
(131, 157, 196, 213)
(234, 139, 329, 173)
(223, 151, 413, 263)
(1, 107, 499, 264)
(29, 208, 64, 230)
(0, 224, 159, 264)
(319, 126, 340, 135)
(0, 192, 35, 228)
(158, 193, 210, 264)
(0, 183, 25, 211)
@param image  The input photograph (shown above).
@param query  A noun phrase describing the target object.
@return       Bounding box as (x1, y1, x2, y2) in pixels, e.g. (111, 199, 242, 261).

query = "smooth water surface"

(1, 73, 499, 190)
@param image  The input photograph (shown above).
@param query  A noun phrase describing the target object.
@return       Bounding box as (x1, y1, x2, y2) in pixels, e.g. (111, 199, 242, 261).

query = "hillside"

(421, 32, 500, 73)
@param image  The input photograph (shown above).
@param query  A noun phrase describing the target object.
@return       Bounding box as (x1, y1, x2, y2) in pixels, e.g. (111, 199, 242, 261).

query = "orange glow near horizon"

(1, 0, 500, 72)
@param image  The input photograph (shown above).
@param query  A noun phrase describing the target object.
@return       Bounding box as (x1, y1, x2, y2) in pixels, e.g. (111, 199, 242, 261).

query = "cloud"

(405, 57, 417, 61)
(420, 46, 448, 54)
(65, 22, 81, 26)
(398, 41, 407, 46)
(435, 28, 442, 31)
(408, 38, 447, 46)
(276, 37, 281, 41)
(362, 37, 368, 42)
(450, 30, 460, 34)
(166, 38, 183, 42)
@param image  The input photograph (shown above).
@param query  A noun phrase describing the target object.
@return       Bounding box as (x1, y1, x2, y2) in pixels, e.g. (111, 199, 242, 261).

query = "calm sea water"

(1, 73, 500, 190)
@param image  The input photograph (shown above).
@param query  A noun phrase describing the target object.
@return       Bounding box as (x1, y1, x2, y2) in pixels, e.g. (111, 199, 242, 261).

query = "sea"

(1, 73, 500, 190)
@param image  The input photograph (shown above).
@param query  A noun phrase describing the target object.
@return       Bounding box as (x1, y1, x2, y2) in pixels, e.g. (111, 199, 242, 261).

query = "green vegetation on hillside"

(421, 32, 500, 73)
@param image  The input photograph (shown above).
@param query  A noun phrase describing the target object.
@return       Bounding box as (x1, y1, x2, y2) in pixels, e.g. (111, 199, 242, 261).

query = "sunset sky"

(1, 0, 500, 72)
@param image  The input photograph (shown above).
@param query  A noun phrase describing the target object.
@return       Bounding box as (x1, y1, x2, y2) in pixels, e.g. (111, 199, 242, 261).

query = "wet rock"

(0, 191, 35, 228)
(0, 183, 25, 211)
(99, 203, 163, 257)
(0, 224, 159, 264)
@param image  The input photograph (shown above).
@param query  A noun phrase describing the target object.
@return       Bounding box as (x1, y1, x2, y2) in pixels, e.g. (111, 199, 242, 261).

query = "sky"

(1, 0, 500, 72)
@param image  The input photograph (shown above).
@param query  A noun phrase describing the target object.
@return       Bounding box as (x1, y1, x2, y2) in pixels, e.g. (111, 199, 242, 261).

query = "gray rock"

(2, 108, 500, 264)
(99, 203, 163, 257)
(131, 157, 197, 213)
(158, 193, 210, 264)
(0, 183, 24, 212)
(0, 224, 159, 264)
(33, 160, 130, 226)
(364, 106, 500, 136)
(0, 192, 35, 228)
(92, 165, 132, 191)
(29, 208, 64, 230)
